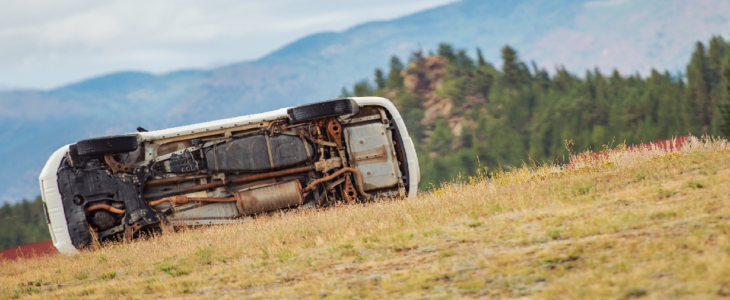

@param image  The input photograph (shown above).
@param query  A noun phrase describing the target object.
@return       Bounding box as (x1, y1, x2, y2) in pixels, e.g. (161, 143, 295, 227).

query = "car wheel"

(288, 98, 360, 123)
(77, 135, 139, 156)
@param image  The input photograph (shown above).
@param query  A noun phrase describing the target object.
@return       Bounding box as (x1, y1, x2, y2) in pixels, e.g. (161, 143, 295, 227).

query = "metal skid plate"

(344, 123, 400, 191)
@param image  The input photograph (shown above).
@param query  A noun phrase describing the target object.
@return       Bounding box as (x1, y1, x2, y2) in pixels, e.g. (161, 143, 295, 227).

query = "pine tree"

(353, 80, 373, 96)
(687, 41, 712, 134)
(476, 48, 487, 67)
(474, 70, 494, 100)
(339, 87, 352, 98)
(438, 43, 456, 62)
(374, 68, 386, 90)
(501, 45, 522, 87)
(708, 36, 726, 87)
(456, 50, 474, 70)
(708, 36, 729, 135)
(428, 120, 453, 155)
(719, 66, 730, 137)
(386, 56, 404, 89)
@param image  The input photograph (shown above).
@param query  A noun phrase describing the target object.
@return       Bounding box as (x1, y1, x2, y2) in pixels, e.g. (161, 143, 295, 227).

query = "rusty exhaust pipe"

(228, 166, 315, 184)
(147, 181, 305, 216)
(234, 180, 304, 215)
(145, 175, 211, 186)
(302, 167, 371, 199)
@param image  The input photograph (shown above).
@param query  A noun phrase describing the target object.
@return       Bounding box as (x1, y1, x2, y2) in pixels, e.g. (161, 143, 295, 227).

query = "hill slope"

(1, 137, 729, 298)
(2, 0, 730, 202)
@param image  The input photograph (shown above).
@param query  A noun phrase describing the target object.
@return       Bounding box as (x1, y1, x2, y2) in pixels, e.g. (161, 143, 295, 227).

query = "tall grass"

(1, 136, 729, 299)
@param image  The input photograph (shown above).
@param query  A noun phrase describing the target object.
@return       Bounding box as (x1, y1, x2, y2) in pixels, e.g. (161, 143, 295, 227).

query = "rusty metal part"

(326, 177, 346, 190)
(299, 128, 311, 138)
(315, 186, 329, 205)
(201, 136, 233, 142)
(85, 204, 126, 214)
(148, 195, 236, 206)
(301, 128, 337, 147)
(315, 120, 326, 141)
(342, 175, 357, 203)
(143, 181, 226, 199)
(123, 222, 143, 242)
(235, 180, 303, 215)
(312, 139, 338, 147)
(104, 153, 131, 174)
(229, 165, 315, 184)
(283, 121, 313, 131)
(327, 118, 343, 148)
(302, 167, 371, 199)
(338, 148, 349, 168)
(300, 135, 312, 158)
(144, 165, 316, 199)
(314, 157, 342, 173)
(145, 175, 211, 186)
(122, 215, 173, 241)
(159, 215, 175, 235)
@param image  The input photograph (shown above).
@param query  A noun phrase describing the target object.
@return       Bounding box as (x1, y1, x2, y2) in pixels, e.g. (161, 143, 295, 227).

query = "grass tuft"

(625, 287, 648, 298)
(467, 221, 484, 228)
(97, 271, 117, 280)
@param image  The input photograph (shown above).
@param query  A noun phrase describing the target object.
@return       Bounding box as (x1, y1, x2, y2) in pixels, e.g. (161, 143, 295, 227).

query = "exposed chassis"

(39, 97, 420, 254)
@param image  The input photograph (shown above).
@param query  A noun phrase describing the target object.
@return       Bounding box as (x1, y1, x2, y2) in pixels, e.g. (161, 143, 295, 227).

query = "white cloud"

(584, 0, 629, 7)
(0, 0, 458, 89)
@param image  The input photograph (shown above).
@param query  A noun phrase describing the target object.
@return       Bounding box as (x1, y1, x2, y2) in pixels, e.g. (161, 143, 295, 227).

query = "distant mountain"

(1, 0, 729, 203)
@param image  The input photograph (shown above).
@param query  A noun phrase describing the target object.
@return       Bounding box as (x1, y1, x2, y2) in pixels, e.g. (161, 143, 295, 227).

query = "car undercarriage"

(48, 99, 416, 250)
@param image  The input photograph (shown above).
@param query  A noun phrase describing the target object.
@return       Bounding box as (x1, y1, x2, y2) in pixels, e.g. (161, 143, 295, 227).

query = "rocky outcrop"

(401, 55, 484, 147)
(401, 56, 448, 93)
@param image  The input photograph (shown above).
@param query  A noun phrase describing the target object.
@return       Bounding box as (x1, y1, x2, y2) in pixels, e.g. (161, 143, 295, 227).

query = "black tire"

(288, 98, 360, 123)
(77, 135, 138, 156)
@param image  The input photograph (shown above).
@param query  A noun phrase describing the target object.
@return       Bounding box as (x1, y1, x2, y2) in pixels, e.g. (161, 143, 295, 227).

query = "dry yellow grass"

(2, 136, 730, 299)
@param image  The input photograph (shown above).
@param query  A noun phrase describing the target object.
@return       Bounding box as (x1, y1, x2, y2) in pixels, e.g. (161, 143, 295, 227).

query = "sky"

(0, 0, 458, 90)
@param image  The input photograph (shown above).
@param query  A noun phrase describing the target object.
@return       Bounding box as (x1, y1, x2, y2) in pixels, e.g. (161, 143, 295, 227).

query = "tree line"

(0, 196, 50, 251)
(341, 36, 730, 188)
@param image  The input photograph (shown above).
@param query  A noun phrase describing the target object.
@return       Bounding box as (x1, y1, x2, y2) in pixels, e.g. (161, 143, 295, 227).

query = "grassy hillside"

(1, 137, 729, 299)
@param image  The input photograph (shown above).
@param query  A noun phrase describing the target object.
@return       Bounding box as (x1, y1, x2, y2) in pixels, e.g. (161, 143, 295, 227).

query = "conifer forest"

(341, 36, 730, 188)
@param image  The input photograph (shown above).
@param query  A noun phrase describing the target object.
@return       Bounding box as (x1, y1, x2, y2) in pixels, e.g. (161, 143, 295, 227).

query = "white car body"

(39, 97, 419, 254)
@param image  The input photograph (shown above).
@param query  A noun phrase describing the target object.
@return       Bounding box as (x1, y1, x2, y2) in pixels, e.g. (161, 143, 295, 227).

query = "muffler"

(234, 181, 303, 215)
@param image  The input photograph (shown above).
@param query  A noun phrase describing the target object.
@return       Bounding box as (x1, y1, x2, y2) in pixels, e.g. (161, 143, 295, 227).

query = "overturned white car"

(39, 97, 419, 254)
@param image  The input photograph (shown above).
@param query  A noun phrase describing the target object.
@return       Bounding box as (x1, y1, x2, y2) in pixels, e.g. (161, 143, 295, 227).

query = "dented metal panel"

(344, 123, 400, 191)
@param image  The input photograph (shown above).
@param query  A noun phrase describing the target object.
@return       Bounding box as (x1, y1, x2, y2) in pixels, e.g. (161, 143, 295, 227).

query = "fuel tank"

(204, 134, 313, 173)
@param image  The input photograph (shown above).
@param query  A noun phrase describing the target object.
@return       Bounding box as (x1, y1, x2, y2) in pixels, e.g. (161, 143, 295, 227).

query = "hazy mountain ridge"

(1, 0, 729, 203)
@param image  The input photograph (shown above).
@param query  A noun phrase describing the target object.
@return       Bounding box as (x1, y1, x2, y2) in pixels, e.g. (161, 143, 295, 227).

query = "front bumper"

(39, 145, 78, 255)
